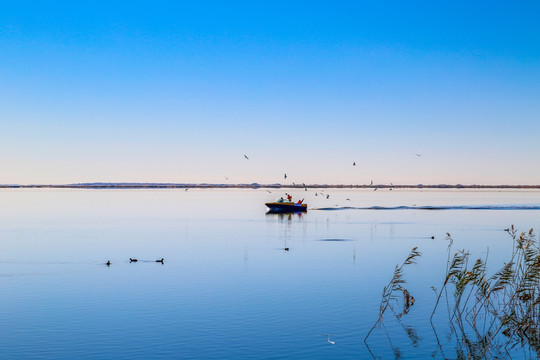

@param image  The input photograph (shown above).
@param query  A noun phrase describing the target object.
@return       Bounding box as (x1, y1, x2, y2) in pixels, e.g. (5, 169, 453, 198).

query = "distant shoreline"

(1, 183, 540, 189)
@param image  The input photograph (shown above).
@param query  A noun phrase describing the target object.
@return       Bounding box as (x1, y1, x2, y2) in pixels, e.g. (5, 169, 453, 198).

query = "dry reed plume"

(365, 226, 540, 359)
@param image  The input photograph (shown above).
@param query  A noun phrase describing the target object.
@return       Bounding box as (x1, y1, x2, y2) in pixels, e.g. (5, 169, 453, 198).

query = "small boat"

(265, 200, 307, 213)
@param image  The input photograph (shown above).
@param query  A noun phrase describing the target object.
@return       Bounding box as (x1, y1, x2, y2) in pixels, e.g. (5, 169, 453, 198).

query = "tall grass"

(365, 226, 540, 359)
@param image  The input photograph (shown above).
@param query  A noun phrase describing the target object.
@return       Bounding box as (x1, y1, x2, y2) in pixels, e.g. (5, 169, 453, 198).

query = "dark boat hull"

(265, 202, 307, 212)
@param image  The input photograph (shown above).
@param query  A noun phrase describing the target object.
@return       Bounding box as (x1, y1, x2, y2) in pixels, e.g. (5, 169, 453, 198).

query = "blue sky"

(1, 1, 539, 184)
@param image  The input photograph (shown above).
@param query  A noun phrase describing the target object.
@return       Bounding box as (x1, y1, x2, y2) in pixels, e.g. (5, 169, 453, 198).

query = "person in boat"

(278, 197, 285, 203)
(287, 194, 292, 202)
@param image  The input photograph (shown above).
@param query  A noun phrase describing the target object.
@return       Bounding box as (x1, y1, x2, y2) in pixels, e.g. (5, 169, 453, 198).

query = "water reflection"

(265, 211, 304, 221)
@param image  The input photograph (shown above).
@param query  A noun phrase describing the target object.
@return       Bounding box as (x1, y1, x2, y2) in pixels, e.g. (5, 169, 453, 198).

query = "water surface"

(1, 188, 539, 359)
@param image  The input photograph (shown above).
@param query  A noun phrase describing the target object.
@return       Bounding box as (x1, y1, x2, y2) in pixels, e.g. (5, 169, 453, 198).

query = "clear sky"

(1, 1, 539, 185)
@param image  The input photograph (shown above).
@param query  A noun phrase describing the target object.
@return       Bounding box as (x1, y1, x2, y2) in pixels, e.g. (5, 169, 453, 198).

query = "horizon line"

(1, 183, 540, 189)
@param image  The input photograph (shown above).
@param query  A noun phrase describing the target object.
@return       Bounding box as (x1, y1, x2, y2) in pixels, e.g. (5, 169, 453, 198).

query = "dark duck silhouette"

(156, 258, 164, 264)
(129, 258, 138, 262)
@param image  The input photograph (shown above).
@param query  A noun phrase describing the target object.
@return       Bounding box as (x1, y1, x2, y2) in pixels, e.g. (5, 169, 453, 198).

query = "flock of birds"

(105, 258, 164, 266)
(239, 154, 423, 197)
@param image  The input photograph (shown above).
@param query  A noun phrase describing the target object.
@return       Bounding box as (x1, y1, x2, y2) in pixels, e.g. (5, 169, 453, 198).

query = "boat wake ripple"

(312, 205, 540, 211)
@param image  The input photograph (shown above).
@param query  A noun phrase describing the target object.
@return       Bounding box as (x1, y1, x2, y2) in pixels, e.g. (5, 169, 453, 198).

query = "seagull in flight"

(353, 161, 356, 166)
(244, 154, 249, 160)
(415, 153, 422, 157)
(284, 173, 287, 179)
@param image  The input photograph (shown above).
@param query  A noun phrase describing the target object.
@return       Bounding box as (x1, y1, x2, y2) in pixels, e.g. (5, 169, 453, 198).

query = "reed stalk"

(367, 226, 540, 359)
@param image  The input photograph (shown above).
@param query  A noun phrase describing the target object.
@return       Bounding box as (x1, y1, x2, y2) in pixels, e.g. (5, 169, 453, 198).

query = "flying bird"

(244, 154, 249, 160)
(326, 194, 330, 199)
(225, 177, 229, 180)
(266, 190, 272, 193)
(284, 173, 287, 179)
(106, 261, 111, 266)
(353, 162, 356, 166)
(415, 154, 422, 157)
(129, 258, 138, 262)
(156, 258, 164, 264)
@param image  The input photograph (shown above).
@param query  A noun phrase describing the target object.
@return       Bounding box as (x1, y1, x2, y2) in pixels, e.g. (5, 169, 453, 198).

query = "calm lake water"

(1, 188, 539, 359)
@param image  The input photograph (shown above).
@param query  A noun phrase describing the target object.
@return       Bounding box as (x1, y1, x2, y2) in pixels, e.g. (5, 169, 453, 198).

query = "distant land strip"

(1, 183, 540, 189)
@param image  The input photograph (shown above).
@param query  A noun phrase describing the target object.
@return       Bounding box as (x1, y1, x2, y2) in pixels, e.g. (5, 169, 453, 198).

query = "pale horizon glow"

(1, 2, 539, 185)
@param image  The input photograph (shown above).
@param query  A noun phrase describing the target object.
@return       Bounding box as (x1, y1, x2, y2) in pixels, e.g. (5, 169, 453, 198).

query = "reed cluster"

(365, 226, 540, 359)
